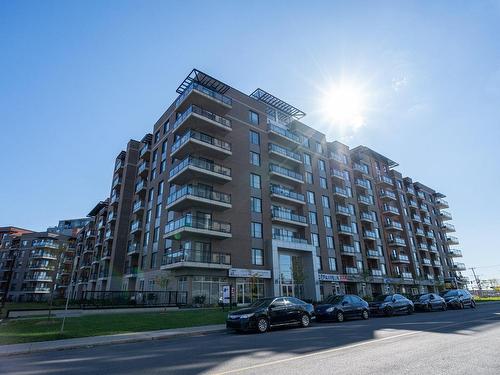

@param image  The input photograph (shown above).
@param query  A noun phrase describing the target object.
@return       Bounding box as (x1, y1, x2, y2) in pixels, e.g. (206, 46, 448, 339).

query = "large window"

(308, 211, 317, 225)
(303, 153, 311, 166)
(250, 173, 261, 189)
(250, 197, 262, 213)
(251, 222, 263, 238)
(249, 130, 260, 145)
(320, 177, 327, 189)
(324, 215, 332, 228)
(249, 110, 259, 125)
(306, 172, 313, 184)
(252, 248, 264, 265)
(192, 276, 229, 305)
(329, 257, 337, 271)
(318, 159, 326, 171)
(321, 195, 330, 208)
(307, 191, 315, 204)
(250, 151, 260, 166)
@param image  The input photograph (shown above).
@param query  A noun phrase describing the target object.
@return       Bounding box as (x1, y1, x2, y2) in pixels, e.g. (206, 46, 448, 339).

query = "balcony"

(167, 185, 232, 211)
(353, 163, 369, 175)
(270, 184, 305, 205)
(380, 190, 397, 200)
(344, 267, 359, 275)
(161, 248, 231, 270)
(80, 262, 92, 269)
(338, 224, 354, 236)
(415, 228, 425, 237)
(406, 187, 416, 195)
(24, 287, 52, 293)
(452, 262, 466, 271)
(382, 205, 400, 215)
(446, 236, 459, 245)
(436, 198, 449, 209)
(137, 161, 149, 177)
(355, 178, 371, 190)
(412, 214, 421, 223)
(173, 104, 232, 137)
(98, 270, 109, 279)
(426, 274, 435, 281)
(419, 205, 429, 213)
(388, 237, 406, 247)
(114, 159, 123, 172)
(363, 230, 378, 240)
(340, 244, 358, 255)
(333, 186, 349, 198)
(132, 200, 145, 214)
(32, 241, 59, 250)
(31, 251, 57, 260)
(272, 234, 309, 245)
(268, 143, 302, 164)
(417, 191, 426, 200)
(267, 123, 302, 145)
(101, 249, 112, 260)
(331, 168, 345, 181)
(331, 152, 347, 164)
(105, 230, 114, 241)
(171, 130, 232, 159)
(135, 179, 147, 194)
(426, 231, 435, 240)
(124, 266, 138, 278)
(164, 216, 232, 240)
(175, 83, 232, 114)
(112, 176, 122, 188)
(271, 208, 308, 227)
(127, 242, 140, 255)
(367, 249, 382, 258)
(433, 260, 442, 267)
(86, 229, 96, 238)
(28, 263, 55, 271)
(392, 253, 410, 263)
(24, 275, 53, 282)
(110, 194, 120, 206)
(428, 244, 438, 253)
(378, 175, 394, 187)
(357, 195, 374, 206)
(422, 258, 432, 266)
(371, 269, 383, 277)
(416, 242, 428, 251)
(423, 217, 432, 225)
(139, 143, 150, 159)
(335, 204, 351, 217)
(441, 223, 456, 232)
(269, 164, 303, 184)
(447, 249, 463, 257)
(130, 220, 142, 234)
(439, 211, 453, 221)
(360, 211, 376, 222)
(169, 156, 232, 185)
(107, 212, 116, 222)
(384, 220, 403, 231)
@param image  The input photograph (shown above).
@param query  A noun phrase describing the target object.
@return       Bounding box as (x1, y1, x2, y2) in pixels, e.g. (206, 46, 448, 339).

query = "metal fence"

(77, 291, 188, 309)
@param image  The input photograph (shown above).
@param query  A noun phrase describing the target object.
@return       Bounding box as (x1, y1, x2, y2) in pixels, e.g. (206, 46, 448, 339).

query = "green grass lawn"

(0, 301, 80, 319)
(0, 308, 230, 345)
(474, 296, 500, 303)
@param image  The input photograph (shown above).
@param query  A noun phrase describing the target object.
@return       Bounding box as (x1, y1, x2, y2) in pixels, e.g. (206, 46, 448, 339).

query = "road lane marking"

(211, 314, 500, 375)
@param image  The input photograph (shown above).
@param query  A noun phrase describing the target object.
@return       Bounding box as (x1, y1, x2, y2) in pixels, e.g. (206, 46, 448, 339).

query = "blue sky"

(1, 0, 499, 280)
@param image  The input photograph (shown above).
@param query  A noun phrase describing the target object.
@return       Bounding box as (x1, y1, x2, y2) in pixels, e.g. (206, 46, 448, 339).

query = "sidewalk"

(0, 324, 226, 357)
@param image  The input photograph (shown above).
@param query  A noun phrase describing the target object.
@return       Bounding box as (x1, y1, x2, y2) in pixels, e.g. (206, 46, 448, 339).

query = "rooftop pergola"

(250, 88, 306, 120)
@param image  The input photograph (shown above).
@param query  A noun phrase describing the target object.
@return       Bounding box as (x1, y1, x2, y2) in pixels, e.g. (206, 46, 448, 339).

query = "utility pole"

(470, 267, 482, 297)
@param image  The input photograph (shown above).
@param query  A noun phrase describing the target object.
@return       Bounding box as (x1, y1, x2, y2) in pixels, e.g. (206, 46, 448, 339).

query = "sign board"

(228, 268, 272, 279)
(318, 273, 340, 282)
(222, 285, 231, 304)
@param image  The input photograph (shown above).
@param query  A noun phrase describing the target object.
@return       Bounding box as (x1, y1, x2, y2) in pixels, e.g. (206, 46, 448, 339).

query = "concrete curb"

(0, 324, 226, 357)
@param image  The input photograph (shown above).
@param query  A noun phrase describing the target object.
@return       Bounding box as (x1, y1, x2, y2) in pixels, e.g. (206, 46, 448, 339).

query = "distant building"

(48, 218, 91, 236)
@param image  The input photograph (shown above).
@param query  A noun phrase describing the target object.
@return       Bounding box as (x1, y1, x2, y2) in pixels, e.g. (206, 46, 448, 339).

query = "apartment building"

(0, 231, 74, 302)
(70, 68, 460, 304)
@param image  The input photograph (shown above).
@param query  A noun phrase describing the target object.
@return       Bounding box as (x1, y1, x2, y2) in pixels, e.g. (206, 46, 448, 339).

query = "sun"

(319, 81, 368, 131)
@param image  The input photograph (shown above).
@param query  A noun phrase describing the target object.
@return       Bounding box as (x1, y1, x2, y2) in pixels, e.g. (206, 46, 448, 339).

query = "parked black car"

(369, 294, 414, 316)
(226, 296, 314, 333)
(411, 293, 447, 311)
(441, 289, 476, 309)
(315, 294, 369, 322)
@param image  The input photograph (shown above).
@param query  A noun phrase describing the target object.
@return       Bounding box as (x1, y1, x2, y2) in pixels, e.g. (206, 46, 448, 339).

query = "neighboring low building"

(48, 218, 92, 237)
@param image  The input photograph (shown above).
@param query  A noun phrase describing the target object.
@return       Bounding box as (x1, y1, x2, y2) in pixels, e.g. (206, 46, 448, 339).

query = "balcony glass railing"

(371, 269, 383, 276)
(267, 123, 302, 144)
(385, 220, 403, 230)
(272, 234, 309, 244)
(401, 272, 413, 279)
(268, 143, 301, 161)
(355, 178, 370, 189)
(383, 205, 399, 214)
(169, 156, 231, 180)
(380, 190, 396, 199)
(345, 267, 359, 274)
(353, 163, 369, 174)
(167, 185, 231, 206)
(338, 224, 353, 234)
(139, 144, 150, 158)
(162, 248, 231, 266)
(363, 230, 378, 239)
(341, 245, 357, 254)
(367, 249, 382, 257)
(175, 82, 232, 109)
(330, 152, 347, 164)
(360, 211, 376, 221)
(422, 258, 432, 265)
(269, 164, 303, 181)
(165, 216, 231, 234)
(270, 184, 305, 202)
(32, 241, 58, 249)
(130, 221, 142, 232)
(272, 208, 307, 224)
(331, 169, 345, 180)
(334, 186, 348, 196)
(393, 254, 409, 261)
(336, 204, 351, 215)
(133, 200, 145, 212)
(172, 129, 232, 154)
(358, 195, 374, 205)
(173, 104, 232, 132)
(389, 237, 406, 246)
(379, 175, 394, 185)
(31, 251, 57, 259)
(406, 187, 415, 195)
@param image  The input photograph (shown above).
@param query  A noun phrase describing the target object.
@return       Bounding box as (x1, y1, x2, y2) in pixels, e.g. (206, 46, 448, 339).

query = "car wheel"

(407, 305, 414, 315)
(442, 303, 447, 311)
(336, 311, 344, 322)
(256, 318, 268, 333)
(361, 309, 369, 320)
(300, 314, 310, 327)
(384, 307, 393, 316)
(471, 300, 476, 309)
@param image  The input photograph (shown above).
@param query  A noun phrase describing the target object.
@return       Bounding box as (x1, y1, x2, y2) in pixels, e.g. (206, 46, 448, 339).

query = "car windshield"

(442, 290, 459, 298)
(249, 298, 274, 308)
(374, 295, 392, 302)
(324, 295, 344, 304)
(409, 294, 424, 301)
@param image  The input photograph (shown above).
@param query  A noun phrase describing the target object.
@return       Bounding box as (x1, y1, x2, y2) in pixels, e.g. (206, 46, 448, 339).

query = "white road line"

(210, 314, 499, 375)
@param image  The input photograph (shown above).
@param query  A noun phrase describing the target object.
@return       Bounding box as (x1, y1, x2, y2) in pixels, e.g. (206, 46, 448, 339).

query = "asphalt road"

(2, 303, 500, 375)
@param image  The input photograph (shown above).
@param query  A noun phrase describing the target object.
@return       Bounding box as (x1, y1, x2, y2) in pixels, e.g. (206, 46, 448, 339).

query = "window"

(158, 181, 164, 196)
(155, 203, 162, 218)
(152, 149, 158, 163)
(249, 130, 260, 145)
(163, 120, 169, 134)
(321, 195, 330, 208)
(148, 188, 154, 202)
(153, 227, 159, 243)
(160, 160, 166, 173)
(252, 248, 263, 265)
(250, 151, 260, 166)
(250, 197, 262, 213)
(249, 110, 259, 125)
(303, 137, 310, 149)
(329, 257, 337, 271)
(324, 215, 332, 228)
(154, 131, 160, 143)
(150, 167, 157, 181)
(308, 212, 317, 225)
(161, 140, 167, 157)
(306, 172, 313, 184)
(326, 236, 334, 249)
(150, 252, 157, 268)
(311, 233, 320, 247)
(250, 173, 261, 189)
(320, 177, 327, 189)
(316, 141, 323, 154)
(357, 260, 363, 271)
(318, 159, 326, 171)
(307, 191, 316, 204)
(251, 222, 262, 238)
(303, 153, 312, 166)
(145, 209, 152, 224)
(143, 231, 150, 247)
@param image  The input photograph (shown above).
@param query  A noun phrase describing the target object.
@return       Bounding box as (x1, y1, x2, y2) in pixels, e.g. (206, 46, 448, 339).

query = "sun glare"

(319, 81, 368, 131)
